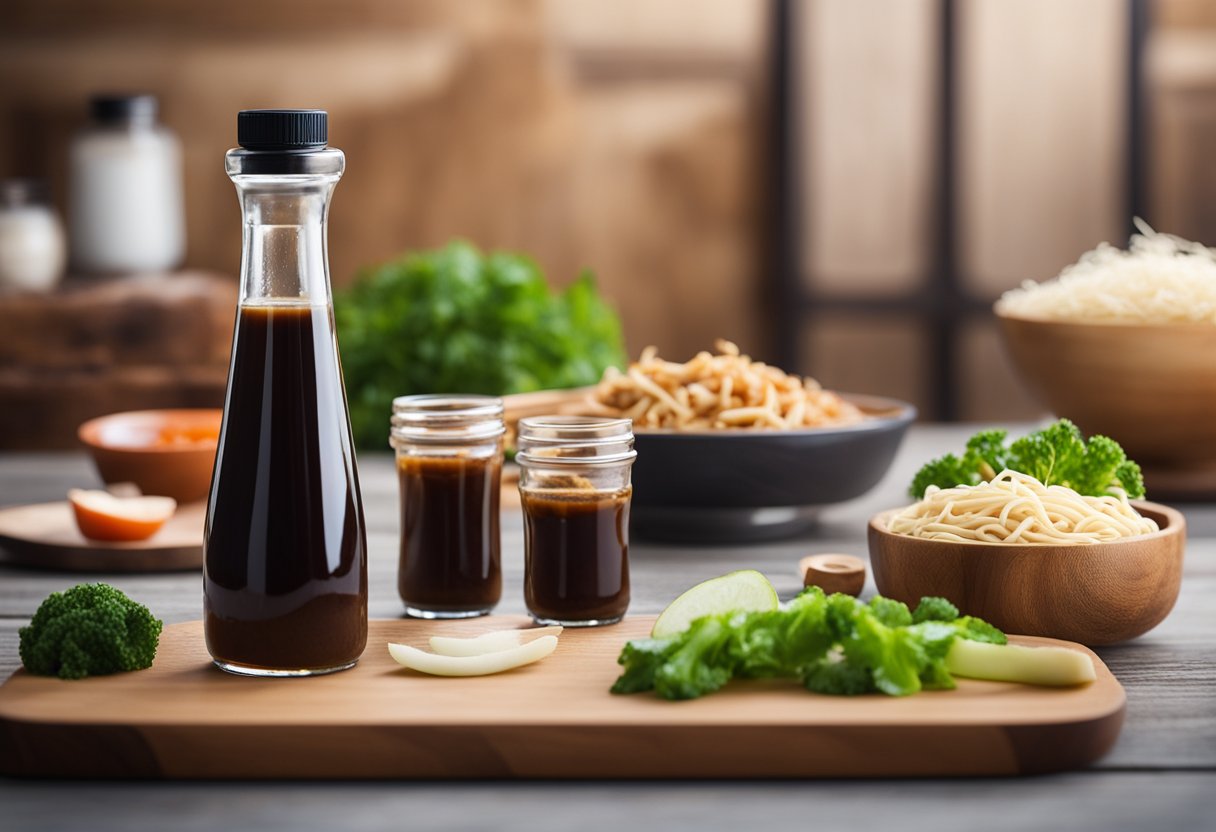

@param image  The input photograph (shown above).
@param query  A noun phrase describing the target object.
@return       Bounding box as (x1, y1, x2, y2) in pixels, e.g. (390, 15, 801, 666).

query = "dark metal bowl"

(629, 394, 916, 543)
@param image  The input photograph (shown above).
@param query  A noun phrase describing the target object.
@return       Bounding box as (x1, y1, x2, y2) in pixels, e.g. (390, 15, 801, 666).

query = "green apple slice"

(388, 635, 559, 676)
(946, 639, 1096, 686)
(429, 626, 563, 657)
(651, 570, 779, 638)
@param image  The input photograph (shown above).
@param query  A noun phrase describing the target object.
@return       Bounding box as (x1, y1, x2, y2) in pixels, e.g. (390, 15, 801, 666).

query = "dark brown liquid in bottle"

(205, 304, 368, 671)
(522, 488, 631, 623)
(398, 455, 502, 614)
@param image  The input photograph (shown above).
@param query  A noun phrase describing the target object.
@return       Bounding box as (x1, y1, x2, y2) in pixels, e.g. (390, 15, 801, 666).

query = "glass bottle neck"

(226, 148, 344, 307)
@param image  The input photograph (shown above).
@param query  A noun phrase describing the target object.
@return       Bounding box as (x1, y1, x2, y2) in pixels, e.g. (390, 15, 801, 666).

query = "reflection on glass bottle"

(204, 110, 368, 677)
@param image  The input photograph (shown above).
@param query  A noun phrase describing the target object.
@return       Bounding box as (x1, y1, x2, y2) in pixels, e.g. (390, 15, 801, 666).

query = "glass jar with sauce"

(391, 395, 505, 618)
(516, 417, 635, 627)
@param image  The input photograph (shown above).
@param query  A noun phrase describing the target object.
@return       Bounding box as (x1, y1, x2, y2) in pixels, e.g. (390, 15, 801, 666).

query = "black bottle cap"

(237, 110, 327, 151)
(91, 94, 158, 124)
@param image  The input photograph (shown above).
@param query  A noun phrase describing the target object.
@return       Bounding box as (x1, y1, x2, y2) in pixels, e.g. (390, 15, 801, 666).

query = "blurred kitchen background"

(2, 0, 1214, 448)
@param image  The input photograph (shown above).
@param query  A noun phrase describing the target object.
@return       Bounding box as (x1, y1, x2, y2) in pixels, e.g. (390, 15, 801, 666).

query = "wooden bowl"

(868, 501, 1185, 645)
(997, 312, 1216, 467)
(78, 409, 221, 503)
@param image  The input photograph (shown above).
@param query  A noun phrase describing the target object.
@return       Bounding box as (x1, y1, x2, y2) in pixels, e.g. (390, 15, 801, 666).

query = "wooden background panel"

(0, 0, 768, 363)
(957, 0, 1127, 295)
(1146, 29, 1216, 244)
(956, 320, 1043, 422)
(801, 316, 931, 416)
(798, 0, 938, 295)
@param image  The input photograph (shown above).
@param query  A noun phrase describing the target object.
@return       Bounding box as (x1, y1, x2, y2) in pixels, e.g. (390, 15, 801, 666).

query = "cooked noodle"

(889, 470, 1157, 545)
(591, 340, 862, 430)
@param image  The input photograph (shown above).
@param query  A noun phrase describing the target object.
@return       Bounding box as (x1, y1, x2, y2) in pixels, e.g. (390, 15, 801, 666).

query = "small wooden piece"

(800, 553, 866, 596)
(0, 616, 1125, 779)
(869, 500, 1186, 646)
(0, 500, 204, 572)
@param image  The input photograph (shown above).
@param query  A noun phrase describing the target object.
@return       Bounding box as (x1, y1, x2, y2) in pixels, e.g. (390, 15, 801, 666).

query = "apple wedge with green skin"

(652, 570, 778, 638)
(429, 626, 563, 658)
(388, 635, 559, 677)
(947, 639, 1096, 687)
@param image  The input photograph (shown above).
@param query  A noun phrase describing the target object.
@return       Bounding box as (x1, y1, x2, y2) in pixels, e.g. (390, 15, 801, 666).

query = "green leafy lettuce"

(909, 419, 1145, 500)
(610, 590, 1006, 701)
(335, 241, 627, 448)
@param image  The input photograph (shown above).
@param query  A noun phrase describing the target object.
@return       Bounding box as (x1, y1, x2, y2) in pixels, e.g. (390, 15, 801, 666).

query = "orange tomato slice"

(68, 489, 177, 542)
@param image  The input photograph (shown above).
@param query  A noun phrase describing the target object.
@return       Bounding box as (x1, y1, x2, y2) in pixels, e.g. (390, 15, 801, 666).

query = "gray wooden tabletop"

(1, 425, 1213, 832)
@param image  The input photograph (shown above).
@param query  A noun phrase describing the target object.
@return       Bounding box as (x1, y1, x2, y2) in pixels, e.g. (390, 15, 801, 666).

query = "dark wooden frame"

(769, 0, 1151, 420)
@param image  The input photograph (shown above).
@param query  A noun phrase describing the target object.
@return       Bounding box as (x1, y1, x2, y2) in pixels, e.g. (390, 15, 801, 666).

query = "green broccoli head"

(962, 429, 1011, 480)
(1114, 459, 1146, 500)
(909, 419, 1147, 500)
(1007, 419, 1085, 485)
(909, 453, 974, 499)
(19, 583, 163, 680)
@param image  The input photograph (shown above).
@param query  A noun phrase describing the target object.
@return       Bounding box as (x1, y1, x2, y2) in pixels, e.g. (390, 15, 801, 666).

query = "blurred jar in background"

(69, 94, 184, 274)
(0, 179, 66, 292)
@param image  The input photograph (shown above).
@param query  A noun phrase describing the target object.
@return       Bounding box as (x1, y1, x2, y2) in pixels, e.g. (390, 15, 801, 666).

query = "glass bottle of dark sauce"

(204, 110, 368, 676)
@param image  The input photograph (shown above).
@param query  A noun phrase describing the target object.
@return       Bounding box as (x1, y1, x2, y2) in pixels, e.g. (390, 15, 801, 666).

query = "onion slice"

(429, 626, 563, 657)
(388, 635, 559, 677)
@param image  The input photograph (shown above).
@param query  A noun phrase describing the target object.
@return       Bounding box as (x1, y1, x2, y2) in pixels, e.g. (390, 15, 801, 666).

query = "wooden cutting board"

(0, 616, 1125, 779)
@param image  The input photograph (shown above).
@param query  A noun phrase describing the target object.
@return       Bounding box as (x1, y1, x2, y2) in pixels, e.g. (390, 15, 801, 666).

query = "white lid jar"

(0, 179, 66, 292)
(69, 94, 185, 274)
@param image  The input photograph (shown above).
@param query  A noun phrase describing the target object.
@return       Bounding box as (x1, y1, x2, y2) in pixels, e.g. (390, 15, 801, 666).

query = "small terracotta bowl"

(78, 409, 222, 503)
(868, 501, 1185, 645)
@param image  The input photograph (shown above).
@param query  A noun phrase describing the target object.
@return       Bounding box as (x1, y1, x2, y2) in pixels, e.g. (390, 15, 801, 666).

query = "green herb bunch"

(335, 241, 627, 449)
(909, 419, 1145, 500)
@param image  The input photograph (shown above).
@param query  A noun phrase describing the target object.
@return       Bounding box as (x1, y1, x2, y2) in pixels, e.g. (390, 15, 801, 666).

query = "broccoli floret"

(1008, 419, 1085, 486)
(912, 596, 960, 624)
(962, 429, 1011, 481)
(19, 583, 163, 680)
(909, 453, 974, 499)
(1114, 459, 1146, 500)
(909, 419, 1147, 499)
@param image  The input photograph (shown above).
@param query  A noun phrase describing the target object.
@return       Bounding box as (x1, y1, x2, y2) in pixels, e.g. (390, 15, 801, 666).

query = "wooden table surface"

(1, 425, 1213, 831)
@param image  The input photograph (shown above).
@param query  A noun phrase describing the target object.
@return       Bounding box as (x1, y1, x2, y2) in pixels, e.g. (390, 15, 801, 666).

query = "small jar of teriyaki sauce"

(516, 416, 636, 627)
(391, 395, 505, 619)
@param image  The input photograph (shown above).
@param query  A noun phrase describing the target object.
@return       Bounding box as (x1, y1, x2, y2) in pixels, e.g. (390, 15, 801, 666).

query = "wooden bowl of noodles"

(868, 497, 1185, 646)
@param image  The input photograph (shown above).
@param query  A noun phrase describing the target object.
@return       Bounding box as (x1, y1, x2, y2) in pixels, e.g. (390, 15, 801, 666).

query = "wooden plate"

(0, 500, 204, 572)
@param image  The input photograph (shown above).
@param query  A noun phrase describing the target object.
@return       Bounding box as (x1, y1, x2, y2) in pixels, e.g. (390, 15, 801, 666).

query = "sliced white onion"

(428, 625, 563, 657)
(388, 635, 559, 677)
